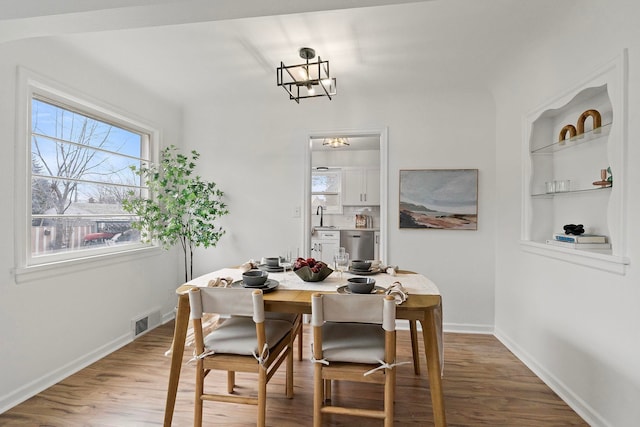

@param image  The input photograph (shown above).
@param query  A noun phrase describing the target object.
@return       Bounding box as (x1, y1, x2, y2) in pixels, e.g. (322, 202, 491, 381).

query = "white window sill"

(13, 245, 163, 284)
(520, 240, 629, 275)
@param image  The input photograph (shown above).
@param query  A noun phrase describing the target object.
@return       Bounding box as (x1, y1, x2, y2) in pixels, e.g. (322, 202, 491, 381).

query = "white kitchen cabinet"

(521, 50, 629, 274)
(342, 167, 380, 206)
(311, 230, 340, 265)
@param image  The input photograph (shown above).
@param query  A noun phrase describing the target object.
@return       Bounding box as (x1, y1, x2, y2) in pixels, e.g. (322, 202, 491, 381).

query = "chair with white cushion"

(311, 292, 399, 427)
(188, 287, 300, 427)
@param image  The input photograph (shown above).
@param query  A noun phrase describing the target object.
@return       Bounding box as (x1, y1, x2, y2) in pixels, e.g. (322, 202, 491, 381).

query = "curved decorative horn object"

(576, 109, 602, 135)
(558, 124, 577, 144)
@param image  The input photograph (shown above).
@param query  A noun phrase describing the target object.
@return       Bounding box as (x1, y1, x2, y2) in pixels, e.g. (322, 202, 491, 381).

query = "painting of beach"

(399, 169, 478, 230)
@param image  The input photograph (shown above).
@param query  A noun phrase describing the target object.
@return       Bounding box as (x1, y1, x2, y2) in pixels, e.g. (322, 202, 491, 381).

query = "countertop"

(313, 227, 380, 232)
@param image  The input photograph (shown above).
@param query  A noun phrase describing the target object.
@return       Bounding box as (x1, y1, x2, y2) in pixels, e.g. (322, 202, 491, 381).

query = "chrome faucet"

(316, 205, 324, 227)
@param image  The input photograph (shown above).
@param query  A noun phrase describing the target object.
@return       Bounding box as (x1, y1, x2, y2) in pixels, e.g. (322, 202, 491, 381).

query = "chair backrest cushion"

(312, 294, 396, 331)
(189, 287, 263, 321)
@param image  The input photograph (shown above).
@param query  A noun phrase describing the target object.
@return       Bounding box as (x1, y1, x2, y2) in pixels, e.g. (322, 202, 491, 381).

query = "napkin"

(385, 281, 408, 305)
(380, 264, 399, 276)
(239, 259, 259, 272)
(207, 277, 234, 287)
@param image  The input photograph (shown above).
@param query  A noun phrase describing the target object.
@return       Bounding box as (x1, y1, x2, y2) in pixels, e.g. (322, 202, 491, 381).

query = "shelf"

(521, 50, 628, 274)
(530, 122, 611, 154)
(531, 186, 611, 198)
(520, 240, 629, 275)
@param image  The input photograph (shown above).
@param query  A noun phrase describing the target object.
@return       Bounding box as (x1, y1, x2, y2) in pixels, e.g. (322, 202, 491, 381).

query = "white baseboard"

(443, 322, 494, 334)
(395, 319, 494, 335)
(0, 332, 131, 414)
(162, 309, 176, 325)
(1, 308, 177, 415)
(494, 327, 610, 427)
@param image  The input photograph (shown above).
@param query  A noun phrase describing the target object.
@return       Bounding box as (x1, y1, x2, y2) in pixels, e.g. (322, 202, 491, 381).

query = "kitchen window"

(311, 169, 343, 214)
(15, 70, 158, 278)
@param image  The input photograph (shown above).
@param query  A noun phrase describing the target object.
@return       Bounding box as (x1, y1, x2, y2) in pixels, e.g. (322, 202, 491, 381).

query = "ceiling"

(3, 0, 578, 107)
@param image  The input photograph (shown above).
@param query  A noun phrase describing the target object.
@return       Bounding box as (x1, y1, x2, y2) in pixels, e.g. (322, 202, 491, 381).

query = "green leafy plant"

(123, 145, 229, 282)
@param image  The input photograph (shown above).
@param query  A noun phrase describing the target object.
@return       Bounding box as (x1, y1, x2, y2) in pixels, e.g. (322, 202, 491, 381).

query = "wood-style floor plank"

(0, 322, 587, 426)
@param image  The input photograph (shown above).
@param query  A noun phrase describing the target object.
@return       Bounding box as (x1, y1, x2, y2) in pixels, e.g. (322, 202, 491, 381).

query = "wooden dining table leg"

(163, 293, 191, 427)
(409, 320, 421, 375)
(420, 306, 447, 427)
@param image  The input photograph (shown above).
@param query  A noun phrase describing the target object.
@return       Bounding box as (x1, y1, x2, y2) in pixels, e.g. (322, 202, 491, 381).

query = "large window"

(21, 84, 155, 270)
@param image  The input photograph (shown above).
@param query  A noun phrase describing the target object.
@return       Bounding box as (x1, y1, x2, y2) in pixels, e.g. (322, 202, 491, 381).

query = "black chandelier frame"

(276, 47, 337, 103)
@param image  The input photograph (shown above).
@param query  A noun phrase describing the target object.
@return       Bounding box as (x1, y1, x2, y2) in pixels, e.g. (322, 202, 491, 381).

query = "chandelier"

(322, 137, 349, 148)
(276, 47, 337, 103)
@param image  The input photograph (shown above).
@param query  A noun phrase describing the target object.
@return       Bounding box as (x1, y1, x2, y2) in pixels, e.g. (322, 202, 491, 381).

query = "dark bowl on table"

(242, 269, 269, 286)
(264, 257, 280, 267)
(294, 265, 333, 282)
(347, 277, 376, 294)
(351, 260, 372, 271)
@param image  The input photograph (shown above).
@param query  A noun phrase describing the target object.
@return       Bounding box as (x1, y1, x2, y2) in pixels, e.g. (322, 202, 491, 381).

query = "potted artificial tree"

(123, 145, 229, 282)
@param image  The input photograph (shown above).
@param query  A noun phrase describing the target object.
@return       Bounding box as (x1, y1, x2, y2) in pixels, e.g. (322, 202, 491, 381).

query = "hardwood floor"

(1, 322, 587, 426)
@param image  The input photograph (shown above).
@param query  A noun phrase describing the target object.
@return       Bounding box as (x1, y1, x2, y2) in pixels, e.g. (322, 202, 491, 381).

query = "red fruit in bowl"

(293, 259, 305, 270)
(306, 258, 316, 267)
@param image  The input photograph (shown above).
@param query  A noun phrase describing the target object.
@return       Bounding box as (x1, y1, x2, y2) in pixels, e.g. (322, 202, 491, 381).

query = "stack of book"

(546, 233, 611, 249)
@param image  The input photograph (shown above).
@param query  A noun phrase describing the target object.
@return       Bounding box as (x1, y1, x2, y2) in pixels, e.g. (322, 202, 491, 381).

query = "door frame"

(302, 127, 388, 263)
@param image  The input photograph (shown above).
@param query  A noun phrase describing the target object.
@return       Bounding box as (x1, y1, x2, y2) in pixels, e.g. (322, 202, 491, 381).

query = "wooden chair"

(311, 293, 399, 427)
(188, 287, 301, 427)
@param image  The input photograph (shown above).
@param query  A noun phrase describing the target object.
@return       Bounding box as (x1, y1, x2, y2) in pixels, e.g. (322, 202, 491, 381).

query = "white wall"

(0, 38, 182, 411)
(491, 1, 640, 425)
(183, 84, 496, 332)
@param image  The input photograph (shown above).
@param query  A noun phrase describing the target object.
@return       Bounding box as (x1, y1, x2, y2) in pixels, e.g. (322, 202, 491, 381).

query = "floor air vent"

(132, 308, 161, 338)
(134, 317, 149, 336)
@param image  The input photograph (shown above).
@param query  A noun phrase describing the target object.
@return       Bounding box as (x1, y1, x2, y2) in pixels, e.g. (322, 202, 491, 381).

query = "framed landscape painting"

(399, 169, 478, 230)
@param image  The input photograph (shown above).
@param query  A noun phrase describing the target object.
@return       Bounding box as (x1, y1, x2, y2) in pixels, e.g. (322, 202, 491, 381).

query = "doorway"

(302, 129, 388, 263)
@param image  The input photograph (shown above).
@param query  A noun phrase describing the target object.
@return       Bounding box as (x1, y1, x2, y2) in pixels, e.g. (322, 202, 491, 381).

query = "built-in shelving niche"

(520, 50, 629, 274)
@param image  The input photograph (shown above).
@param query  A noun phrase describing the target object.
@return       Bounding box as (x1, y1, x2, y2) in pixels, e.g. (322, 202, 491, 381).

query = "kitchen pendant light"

(277, 47, 337, 103)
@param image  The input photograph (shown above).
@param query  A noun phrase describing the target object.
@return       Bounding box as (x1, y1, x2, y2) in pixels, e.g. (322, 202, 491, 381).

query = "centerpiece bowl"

(294, 265, 333, 282)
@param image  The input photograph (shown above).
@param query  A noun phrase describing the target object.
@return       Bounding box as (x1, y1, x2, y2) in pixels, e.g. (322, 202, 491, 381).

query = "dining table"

(162, 265, 446, 427)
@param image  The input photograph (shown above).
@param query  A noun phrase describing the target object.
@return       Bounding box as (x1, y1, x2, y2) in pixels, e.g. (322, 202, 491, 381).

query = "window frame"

(14, 68, 161, 283)
(311, 169, 343, 214)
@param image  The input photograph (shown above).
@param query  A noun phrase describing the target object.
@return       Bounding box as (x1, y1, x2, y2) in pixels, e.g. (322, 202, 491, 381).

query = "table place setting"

(188, 263, 440, 297)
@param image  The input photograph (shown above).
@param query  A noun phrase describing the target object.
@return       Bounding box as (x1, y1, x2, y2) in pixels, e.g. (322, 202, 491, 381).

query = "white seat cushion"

(204, 317, 293, 356)
(322, 322, 385, 364)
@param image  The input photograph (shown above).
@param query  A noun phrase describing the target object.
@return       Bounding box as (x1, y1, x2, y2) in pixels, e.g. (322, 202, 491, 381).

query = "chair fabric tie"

(252, 343, 270, 366)
(188, 349, 216, 364)
(309, 343, 329, 365)
(363, 359, 411, 376)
